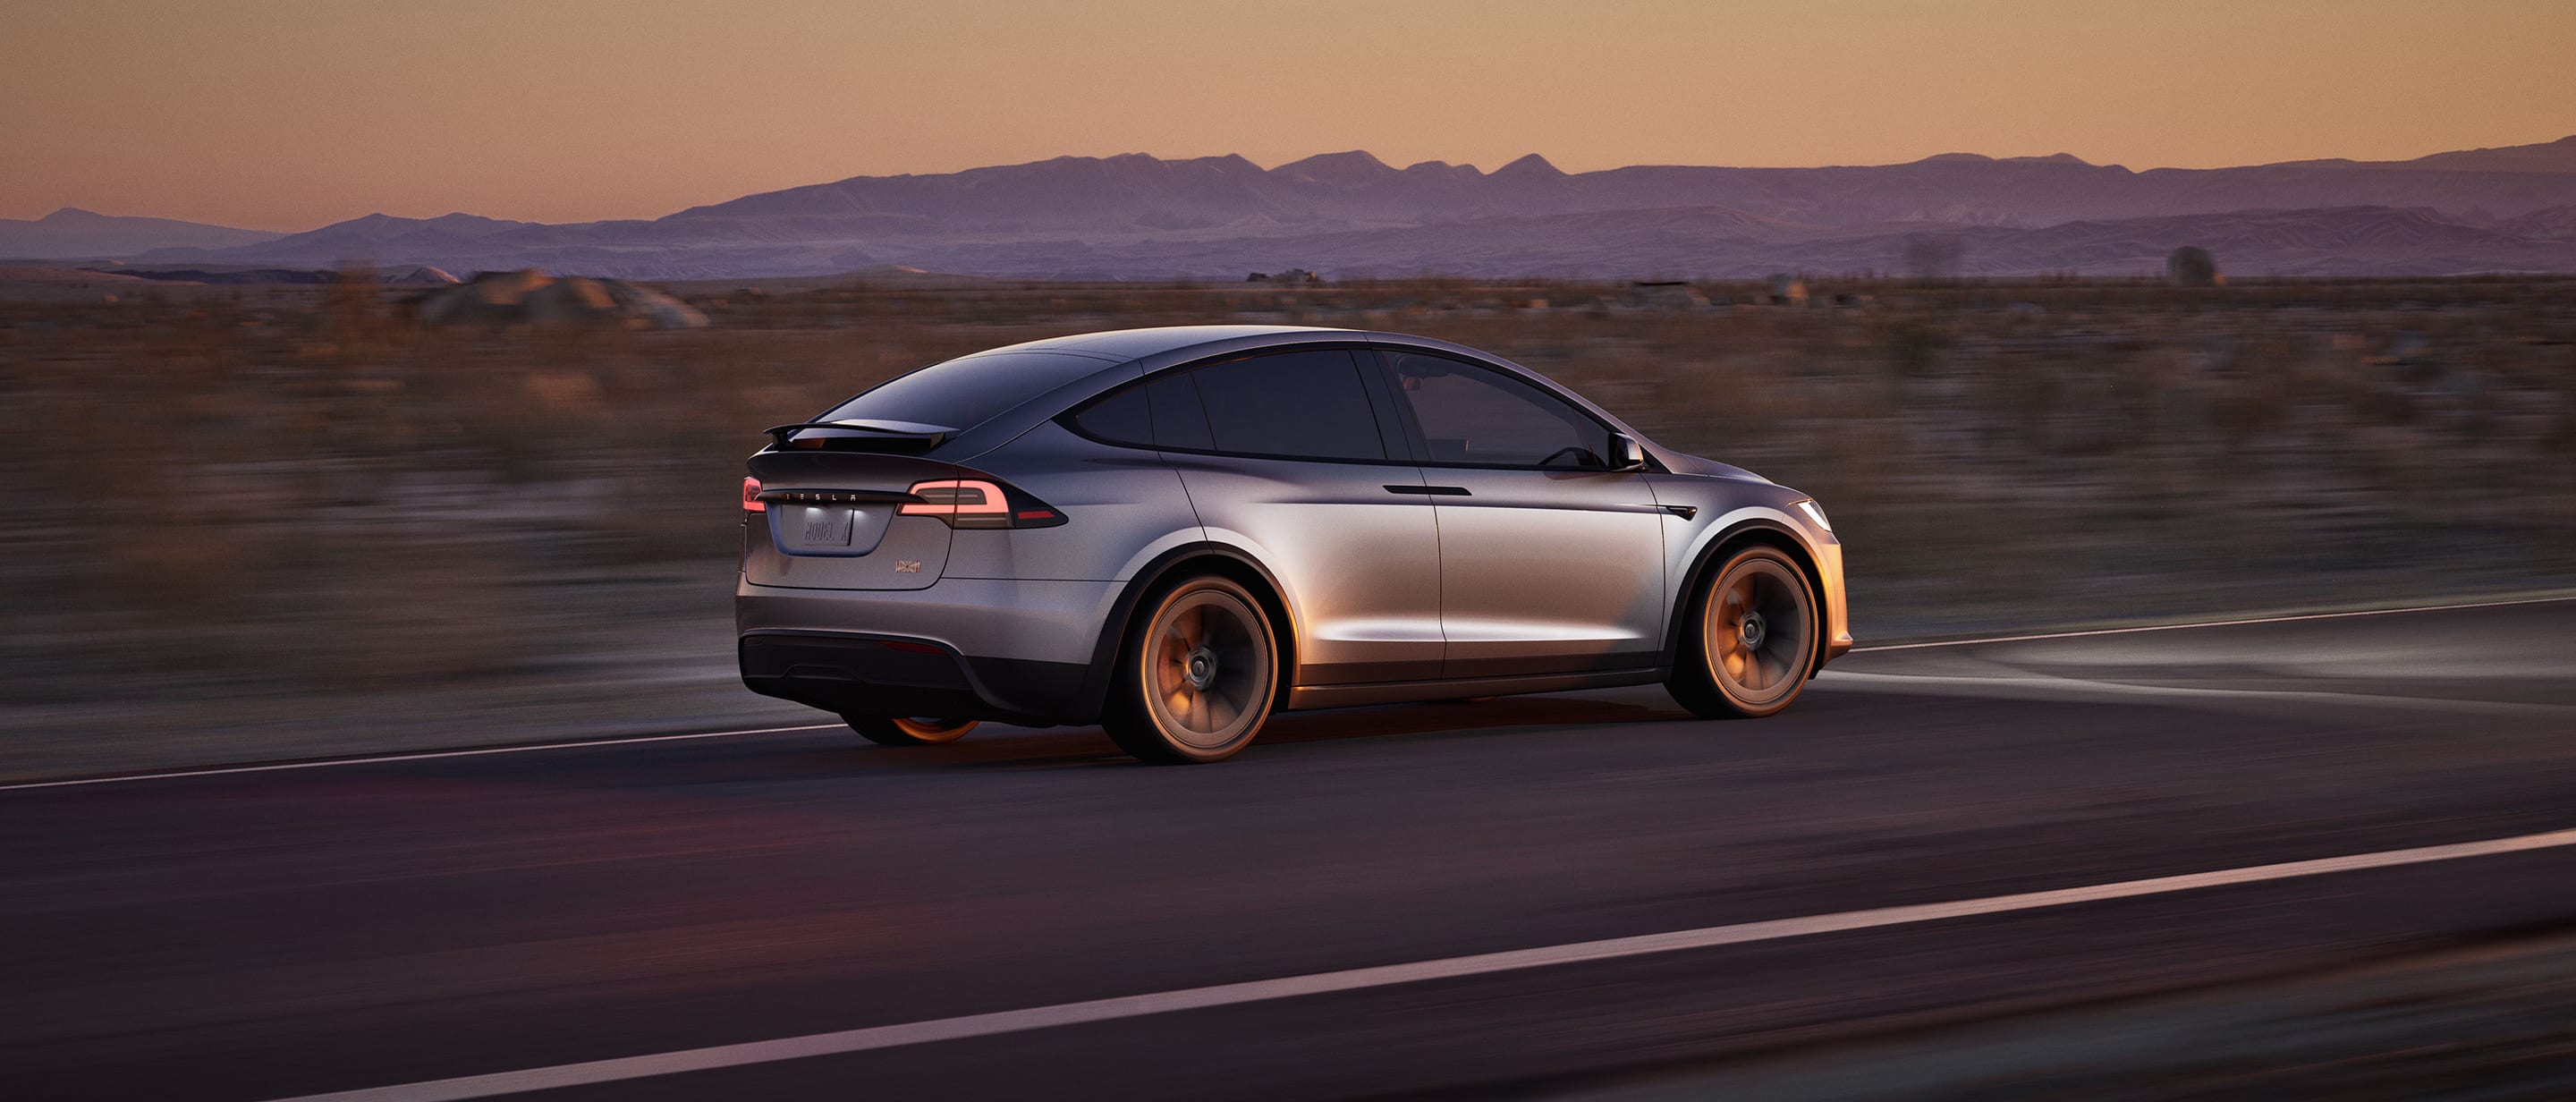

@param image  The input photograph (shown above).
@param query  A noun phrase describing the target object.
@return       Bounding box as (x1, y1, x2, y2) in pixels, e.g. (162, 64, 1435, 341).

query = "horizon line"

(13, 131, 2573, 234)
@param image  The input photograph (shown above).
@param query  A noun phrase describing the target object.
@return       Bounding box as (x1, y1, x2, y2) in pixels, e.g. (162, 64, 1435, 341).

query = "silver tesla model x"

(737, 326, 1851, 762)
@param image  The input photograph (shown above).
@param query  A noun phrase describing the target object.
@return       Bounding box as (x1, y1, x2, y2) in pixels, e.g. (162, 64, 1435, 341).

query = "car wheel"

(844, 716, 979, 746)
(1103, 575, 1279, 763)
(1667, 546, 1818, 719)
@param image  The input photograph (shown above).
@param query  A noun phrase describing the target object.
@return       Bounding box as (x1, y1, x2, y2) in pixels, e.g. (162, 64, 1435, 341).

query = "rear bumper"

(735, 576, 1123, 725)
(739, 631, 1086, 725)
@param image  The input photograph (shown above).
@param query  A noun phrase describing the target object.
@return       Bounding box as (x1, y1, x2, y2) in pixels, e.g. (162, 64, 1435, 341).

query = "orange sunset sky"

(6, 0, 2572, 231)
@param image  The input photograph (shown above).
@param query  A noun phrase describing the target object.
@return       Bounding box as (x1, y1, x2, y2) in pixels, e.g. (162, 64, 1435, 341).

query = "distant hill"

(2383, 134, 2576, 174)
(833, 205, 2574, 281)
(134, 212, 558, 266)
(72, 134, 2576, 278)
(0, 208, 284, 260)
(2497, 205, 2576, 241)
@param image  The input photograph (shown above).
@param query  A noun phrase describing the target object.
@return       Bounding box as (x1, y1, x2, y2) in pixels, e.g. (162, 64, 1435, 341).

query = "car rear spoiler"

(761, 420, 949, 452)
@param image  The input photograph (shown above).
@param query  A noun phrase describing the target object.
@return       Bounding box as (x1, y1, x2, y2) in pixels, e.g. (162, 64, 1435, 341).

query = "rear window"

(818, 351, 1114, 431)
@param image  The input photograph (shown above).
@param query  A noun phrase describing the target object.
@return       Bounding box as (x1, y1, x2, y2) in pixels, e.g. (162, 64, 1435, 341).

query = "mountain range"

(0, 208, 285, 259)
(13, 135, 2576, 279)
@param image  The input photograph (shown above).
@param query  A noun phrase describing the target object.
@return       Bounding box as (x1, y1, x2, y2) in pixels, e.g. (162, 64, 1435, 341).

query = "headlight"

(1794, 498, 1833, 533)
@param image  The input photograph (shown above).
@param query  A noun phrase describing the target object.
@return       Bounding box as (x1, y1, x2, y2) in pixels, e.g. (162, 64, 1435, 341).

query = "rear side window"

(1069, 385, 1150, 445)
(1147, 375, 1214, 451)
(1064, 374, 1214, 451)
(1185, 350, 1385, 462)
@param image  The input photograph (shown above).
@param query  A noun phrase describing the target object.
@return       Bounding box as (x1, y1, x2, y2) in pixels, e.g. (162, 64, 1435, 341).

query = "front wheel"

(1102, 575, 1279, 763)
(844, 716, 979, 746)
(1666, 546, 1818, 719)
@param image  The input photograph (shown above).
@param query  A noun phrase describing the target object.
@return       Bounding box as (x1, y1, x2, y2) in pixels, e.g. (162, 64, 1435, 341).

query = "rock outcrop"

(414, 269, 707, 328)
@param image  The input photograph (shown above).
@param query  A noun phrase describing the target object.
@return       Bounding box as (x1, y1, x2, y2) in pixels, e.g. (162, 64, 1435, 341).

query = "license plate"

(799, 507, 854, 547)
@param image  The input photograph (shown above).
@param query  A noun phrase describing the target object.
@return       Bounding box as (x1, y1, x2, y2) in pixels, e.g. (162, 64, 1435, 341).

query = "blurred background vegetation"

(3, 275, 2572, 777)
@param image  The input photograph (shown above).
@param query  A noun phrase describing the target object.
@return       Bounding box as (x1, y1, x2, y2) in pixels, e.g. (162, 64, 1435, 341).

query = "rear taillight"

(741, 477, 764, 513)
(901, 478, 1065, 529)
(900, 479, 1006, 520)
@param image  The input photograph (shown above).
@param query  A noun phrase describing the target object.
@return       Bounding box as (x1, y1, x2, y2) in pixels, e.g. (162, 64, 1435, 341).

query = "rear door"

(742, 450, 955, 590)
(1368, 349, 1667, 679)
(1154, 348, 1447, 685)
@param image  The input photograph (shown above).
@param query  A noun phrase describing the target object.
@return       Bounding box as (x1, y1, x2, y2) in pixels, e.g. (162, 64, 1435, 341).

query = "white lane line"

(0, 724, 845, 793)
(269, 825, 2576, 1102)
(1851, 595, 2576, 653)
(1826, 670, 2576, 716)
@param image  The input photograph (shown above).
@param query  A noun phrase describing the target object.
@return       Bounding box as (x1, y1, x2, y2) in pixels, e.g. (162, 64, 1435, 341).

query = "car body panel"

(741, 451, 959, 590)
(1172, 454, 1447, 684)
(941, 420, 1200, 583)
(736, 573, 1123, 666)
(1419, 467, 1668, 678)
(745, 510, 953, 590)
(1286, 667, 1667, 711)
(999, 325, 1349, 360)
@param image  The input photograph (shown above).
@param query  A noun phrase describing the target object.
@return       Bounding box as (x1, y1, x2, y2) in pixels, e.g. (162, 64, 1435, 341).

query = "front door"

(1369, 349, 1668, 680)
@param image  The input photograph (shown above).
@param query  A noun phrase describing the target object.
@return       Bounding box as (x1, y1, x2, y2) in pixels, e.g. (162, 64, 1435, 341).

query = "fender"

(1069, 540, 1297, 724)
(1661, 510, 1834, 670)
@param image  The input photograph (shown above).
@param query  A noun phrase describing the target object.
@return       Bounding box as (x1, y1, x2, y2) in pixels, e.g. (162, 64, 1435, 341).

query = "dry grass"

(1, 275, 2571, 755)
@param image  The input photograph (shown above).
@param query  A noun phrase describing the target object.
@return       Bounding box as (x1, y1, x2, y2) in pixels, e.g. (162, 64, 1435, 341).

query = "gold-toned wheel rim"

(1702, 556, 1813, 708)
(1143, 587, 1273, 750)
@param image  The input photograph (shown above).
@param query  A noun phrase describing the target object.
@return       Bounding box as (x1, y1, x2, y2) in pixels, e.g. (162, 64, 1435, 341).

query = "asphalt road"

(4, 600, 2574, 1101)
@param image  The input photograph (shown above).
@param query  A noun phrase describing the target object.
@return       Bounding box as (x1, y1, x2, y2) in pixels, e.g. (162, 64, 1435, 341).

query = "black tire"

(1666, 545, 1818, 719)
(843, 716, 979, 747)
(1101, 575, 1280, 763)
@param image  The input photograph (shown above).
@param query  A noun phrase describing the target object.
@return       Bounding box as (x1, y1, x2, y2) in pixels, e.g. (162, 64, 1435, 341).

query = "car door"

(1151, 347, 1447, 685)
(1368, 348, 1668, 680)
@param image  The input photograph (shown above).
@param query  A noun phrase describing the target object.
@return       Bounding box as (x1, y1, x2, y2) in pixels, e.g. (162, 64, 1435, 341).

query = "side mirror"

(1606, 433, 1646, 470)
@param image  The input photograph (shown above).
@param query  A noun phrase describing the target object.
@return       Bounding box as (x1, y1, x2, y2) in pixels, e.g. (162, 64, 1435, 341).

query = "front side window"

(1184, 349, 1386, 462)
(1377, 352, 1613, 468)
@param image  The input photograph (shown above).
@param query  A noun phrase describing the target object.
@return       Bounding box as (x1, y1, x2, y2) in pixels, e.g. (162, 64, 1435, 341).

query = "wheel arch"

(1665, 519, 1833, 677)
(1071, 542, 1298, 724)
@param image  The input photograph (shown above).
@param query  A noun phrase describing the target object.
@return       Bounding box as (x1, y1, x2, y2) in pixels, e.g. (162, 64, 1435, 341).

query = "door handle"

(1385, 485, 1470, 496)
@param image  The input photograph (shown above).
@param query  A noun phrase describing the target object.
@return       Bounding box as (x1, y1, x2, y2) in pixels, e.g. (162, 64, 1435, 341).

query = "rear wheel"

(1103, 575, 1279, 763)
(1667, 546, 1818, 719)
(844, 716, 979, 746)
